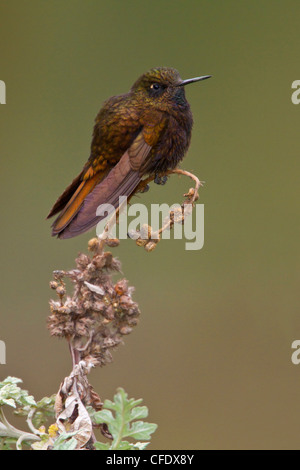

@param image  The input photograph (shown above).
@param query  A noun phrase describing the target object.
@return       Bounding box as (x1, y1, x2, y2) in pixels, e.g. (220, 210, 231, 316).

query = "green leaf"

(133, 441, 150, 450)
(93, 387, 157, 450)
(126, 421, 158, 440)
(1, 398, 16, 409)
(102, 398, 118, 411)
(0, 377, 22, 387)
(14, 394, 56, 428)
(0, 377, 36, 410)
(113, 440, 136, 450)
(130, 406, 148, 421)
(52, 432, 78, 450)
(94, 409, 114, 425)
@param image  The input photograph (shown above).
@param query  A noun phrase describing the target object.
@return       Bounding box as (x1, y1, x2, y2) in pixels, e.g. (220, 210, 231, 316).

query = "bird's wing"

(51, 131, 152, 239)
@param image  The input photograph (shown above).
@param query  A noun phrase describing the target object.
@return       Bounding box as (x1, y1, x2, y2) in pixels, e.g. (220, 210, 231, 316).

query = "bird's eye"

(150, 83, 161, 91)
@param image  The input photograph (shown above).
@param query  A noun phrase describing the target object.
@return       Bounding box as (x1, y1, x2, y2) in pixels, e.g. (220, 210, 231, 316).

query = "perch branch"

(97, 168, 204, 251)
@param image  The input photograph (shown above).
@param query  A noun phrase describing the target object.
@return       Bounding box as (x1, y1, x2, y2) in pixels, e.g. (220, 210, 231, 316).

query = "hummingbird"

(47, 67, 211, 238)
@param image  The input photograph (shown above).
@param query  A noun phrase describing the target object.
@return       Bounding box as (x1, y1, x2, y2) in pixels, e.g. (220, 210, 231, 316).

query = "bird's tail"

(48, 152, 141, 239)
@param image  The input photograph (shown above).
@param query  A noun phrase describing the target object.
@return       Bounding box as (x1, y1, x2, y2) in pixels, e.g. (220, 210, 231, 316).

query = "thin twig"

(97, 168, 203, 251)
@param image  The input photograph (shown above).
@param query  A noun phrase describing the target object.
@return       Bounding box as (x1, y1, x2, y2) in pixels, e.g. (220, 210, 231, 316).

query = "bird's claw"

(140, 184, 150, 193)
(154, 174, 168, 185)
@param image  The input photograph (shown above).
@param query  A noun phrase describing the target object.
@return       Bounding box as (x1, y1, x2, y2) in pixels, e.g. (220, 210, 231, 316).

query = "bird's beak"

(178, 75, 212, 86)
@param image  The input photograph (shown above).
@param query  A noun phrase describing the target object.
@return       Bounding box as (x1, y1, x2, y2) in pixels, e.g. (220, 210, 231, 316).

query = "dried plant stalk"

(48, 238, 140, 448)
(48, 168, 202, 449)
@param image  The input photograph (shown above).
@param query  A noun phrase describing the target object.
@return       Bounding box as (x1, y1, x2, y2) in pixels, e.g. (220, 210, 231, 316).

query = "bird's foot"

(154, 174, 168, 185)
(140, 184, 150, 193)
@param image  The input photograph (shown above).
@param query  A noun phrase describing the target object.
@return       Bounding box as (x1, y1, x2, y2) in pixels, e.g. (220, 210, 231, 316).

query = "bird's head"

(131, 67, 211, 111)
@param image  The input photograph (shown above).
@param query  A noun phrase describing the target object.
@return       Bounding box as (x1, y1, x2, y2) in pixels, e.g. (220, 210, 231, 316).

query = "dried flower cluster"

(48, 238, 140, 369)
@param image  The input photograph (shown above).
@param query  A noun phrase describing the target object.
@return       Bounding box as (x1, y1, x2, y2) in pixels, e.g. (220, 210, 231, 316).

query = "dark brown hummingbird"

(47, 67, 211, 238)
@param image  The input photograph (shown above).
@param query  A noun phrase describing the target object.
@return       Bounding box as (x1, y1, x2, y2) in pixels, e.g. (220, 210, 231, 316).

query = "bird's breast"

(149, 111, 193, 173)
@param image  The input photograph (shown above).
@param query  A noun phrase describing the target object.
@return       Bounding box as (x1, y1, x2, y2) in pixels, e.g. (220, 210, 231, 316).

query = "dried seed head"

(115, 279, 128, 296)
(92, 254, 107, 270)
(102, 252, 113, 268)
(88, 238, 101, 253)
(83, 300, 93, 311)
(48, 239, 140, 368)
(75, 253, 90, 270)
(56, 286, 66, 297)
(105, 238, 120, 247)
(93, 301, 106, 313)
(119, 295, 133, 309)
(119, 326, 133, 335)
(140, 224, 153, 240)
(136, 238, 148, 247)
(105, 305, 115, 320)
(184, 187, 199, 202)
(53, 270, 65, 280)
(144, 240, 159, 252)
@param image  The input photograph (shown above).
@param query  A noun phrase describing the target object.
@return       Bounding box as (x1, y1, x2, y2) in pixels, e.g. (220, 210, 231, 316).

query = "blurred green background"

(0, 0, 299, 450)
